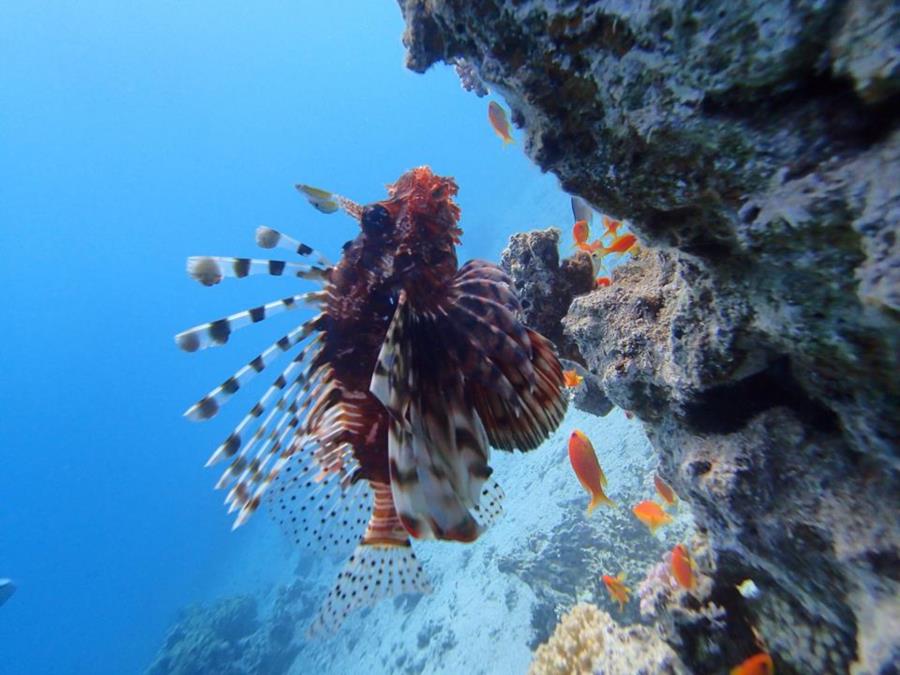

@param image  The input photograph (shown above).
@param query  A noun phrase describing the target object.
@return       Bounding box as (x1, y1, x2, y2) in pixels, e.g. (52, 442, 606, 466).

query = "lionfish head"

(363, 167, 463, 300)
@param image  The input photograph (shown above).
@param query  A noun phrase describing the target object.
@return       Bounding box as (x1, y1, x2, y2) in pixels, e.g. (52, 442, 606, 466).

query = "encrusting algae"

(175, 167, 567, 633)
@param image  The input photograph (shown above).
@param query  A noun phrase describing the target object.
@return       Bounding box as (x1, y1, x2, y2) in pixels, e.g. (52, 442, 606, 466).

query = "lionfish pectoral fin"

(372, 297, 491, 543)
(449, 261, 568, 452)
(307, 482, 430, 637)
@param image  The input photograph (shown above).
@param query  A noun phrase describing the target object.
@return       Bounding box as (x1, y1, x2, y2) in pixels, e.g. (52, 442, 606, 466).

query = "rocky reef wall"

(398, 1, 899, 672)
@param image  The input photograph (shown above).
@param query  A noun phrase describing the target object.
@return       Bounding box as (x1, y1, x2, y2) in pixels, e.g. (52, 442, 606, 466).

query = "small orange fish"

(595, 277, 611, 288)
(604, 233, 637, 255)
(568, 430, 615, 515)
(632, 500, 673, 533)
(601, 214, 621, 238)
(602, 573, 631, 611)
(563, 370, 584, 387)
(654, 474, 677, 505)
(488, 101, 513, 144)
(671, 543, 695, 590)
(730, 652, 774, 675)
(577, 238, 605, 254)
(572, 219, 590, 247)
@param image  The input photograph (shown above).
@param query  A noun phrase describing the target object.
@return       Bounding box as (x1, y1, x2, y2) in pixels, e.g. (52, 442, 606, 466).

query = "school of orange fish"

(490, 101, 771, 673)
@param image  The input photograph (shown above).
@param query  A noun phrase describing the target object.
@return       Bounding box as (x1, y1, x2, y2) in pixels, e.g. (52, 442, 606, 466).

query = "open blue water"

(0, 3, 595, 673)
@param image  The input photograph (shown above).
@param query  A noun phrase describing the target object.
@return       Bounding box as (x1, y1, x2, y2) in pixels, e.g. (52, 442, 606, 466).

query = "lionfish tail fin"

(307, 482, 430, 637)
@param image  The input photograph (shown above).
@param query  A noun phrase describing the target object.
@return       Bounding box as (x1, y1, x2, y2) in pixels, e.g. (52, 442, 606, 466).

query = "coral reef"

(528, 603, 687, 675)
(559, 358, 613, 418)
(498, 228, 611, 416)
(145, 582, 314, 675)
(398, 1, 900, 673)
(499, 228, 594, 365)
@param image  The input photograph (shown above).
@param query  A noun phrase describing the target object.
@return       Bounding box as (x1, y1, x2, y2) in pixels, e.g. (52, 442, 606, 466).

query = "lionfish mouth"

(175, 167, 567, 634)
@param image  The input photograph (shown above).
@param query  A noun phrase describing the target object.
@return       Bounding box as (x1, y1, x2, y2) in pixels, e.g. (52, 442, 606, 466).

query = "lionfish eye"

(361, 204, 393, 235)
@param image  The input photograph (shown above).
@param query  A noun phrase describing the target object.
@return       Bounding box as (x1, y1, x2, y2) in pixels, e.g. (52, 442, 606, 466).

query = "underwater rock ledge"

(399, 1, 900, 673)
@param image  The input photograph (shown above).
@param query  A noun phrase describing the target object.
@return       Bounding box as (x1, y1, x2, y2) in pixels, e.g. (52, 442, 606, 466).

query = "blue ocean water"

(0, 4, 667, 674)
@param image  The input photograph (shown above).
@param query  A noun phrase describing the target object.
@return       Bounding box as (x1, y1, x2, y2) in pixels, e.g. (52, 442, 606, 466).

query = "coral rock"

(529, 603, 687, 675)
(401, 0, 900, 673)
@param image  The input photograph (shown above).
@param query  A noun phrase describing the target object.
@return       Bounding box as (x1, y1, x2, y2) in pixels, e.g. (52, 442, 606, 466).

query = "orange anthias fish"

(577, 238, 605, 254)
(563, 370, 584, 387)
(568, 430, 615, 515)
(632, 500, 673, 533)
(671, 543, 695, 590)
(602, 573, 631, 611)
(176, 166, 567, 634)
(572, 219, 590, 248)
(488, 101, 514, 144)
(654, 474, 677, 505)
(604, 233, 637, 256)
(595, 277, 611, 288)
(601, 214, 621, 238)
(730, 652, 774, 675)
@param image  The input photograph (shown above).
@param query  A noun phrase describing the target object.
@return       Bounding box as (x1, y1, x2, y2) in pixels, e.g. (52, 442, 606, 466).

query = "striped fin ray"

(184, 318, 323, 422)
(215, 371, 317, 495)
(220, 366, 333, 515)
(205, 352, 319, 468)
(452, 291, 532, 357)
(471, 329, 567, 452)
(446, 302, 536, 390)
(231, 373, 377, 529)
(308, 481, 430, 637)
(255, 226, 331, 266)
(175, 291, 327, 353)
(456, 259, 515, 286)
(447, 260, 568, 452)
(187, 256, 329, 287)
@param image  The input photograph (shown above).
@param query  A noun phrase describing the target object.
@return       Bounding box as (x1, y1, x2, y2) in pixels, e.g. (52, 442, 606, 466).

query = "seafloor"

(147, 408, 695, 675)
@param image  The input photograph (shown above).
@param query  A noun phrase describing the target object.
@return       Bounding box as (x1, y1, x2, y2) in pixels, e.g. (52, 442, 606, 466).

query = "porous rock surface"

(500, 228, 594, 365)
(399, 1, 900, 673)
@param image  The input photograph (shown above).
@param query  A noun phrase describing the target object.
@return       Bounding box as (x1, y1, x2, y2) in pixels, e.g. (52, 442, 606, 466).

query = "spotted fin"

(472, 479, 505, 530)
(266, 447, 372, 555)
(308, 481, 430, 636)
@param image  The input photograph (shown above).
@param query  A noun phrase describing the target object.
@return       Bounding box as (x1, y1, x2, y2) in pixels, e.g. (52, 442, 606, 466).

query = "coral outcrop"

(529, 603, 687, 675)
(399, 1, 900, 672)
(145, 582, 314, 675)
(500, 228, 594, 365)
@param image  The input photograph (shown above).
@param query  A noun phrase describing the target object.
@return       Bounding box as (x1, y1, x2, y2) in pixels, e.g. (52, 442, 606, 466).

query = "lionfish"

(175, 167, 567, 633)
